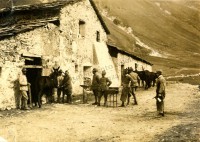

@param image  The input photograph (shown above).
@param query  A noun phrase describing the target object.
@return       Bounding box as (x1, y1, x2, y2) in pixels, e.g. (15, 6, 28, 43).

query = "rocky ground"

(0, 83, 200, 142)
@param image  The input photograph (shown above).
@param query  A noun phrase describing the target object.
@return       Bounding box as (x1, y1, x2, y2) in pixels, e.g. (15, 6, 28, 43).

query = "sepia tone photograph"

(0, 0, 200, 141)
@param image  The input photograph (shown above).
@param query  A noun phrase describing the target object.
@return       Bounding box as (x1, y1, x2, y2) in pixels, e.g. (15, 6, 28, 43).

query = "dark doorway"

(22, 55, 42, 105)
(26, 68, 41, 105)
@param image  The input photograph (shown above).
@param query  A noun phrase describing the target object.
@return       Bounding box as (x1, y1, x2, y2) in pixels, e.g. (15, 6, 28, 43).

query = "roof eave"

(107, 43, 153, 66)
(89, 0, 110, 34)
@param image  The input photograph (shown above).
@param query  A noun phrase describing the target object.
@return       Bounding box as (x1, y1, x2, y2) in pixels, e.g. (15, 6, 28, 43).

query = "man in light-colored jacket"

(98, 70, 112, 106)
(128, 67, 140, 105)
(18, 68, 30, 110)
(155, 70, 166, 116)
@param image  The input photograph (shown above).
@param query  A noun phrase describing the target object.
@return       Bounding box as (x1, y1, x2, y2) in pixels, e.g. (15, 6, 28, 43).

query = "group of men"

(18, 66, 166, 116)
(56, 69, 72, 104)
(91, 68, 112, 106)
(120, 67, 140, 107)
(91, 67, 166, 117)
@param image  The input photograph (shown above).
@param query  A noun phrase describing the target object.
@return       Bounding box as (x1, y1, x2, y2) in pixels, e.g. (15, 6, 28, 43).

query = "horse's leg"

(38, 90, 43, 108)
(145, 80, 149, 90)
(57, 88, 61, 103)
(142, 80, 145, 88)
(46, 89, 52, 104)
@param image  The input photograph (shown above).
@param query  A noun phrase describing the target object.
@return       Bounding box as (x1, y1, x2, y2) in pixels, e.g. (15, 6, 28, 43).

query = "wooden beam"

(24, 65, 42, 68)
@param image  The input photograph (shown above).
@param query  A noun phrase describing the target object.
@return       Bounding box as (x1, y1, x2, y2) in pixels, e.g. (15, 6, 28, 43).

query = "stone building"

(0, 0, 152, 110)
(107, 43, 152, 85)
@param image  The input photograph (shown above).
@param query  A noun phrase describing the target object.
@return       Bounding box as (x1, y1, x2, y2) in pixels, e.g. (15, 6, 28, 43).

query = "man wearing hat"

(18, 68, 30, 110)
(62, 70, 72, 103)
(98, 70, 112, 106)
(120, 68, 135, 107)
(128, 67, 140, 105)
(91, 68, 100, 105)
(155, 70, 166, 116)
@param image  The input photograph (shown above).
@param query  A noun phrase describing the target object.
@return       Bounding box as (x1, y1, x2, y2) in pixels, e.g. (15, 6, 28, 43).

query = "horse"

(35, 68, 59, 108)
(135, 70, 157, 89)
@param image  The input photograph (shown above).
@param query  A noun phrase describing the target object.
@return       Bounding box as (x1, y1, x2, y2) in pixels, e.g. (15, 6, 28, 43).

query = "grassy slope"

(94, 0, 200, 76)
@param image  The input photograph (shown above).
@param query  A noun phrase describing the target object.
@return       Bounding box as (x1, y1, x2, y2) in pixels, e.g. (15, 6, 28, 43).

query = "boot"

(104, 101, 108, 107)
(24, 100, 30, 110)
(92, 102, 98, 105)
(120, 102, 125, 107)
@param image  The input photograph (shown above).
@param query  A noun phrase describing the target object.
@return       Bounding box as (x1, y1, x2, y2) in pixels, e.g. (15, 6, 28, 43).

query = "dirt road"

(0, 83, 199, 142)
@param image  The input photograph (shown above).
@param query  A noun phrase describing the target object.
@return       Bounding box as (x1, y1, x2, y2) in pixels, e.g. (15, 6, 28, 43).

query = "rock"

(6, 107, 12, 110)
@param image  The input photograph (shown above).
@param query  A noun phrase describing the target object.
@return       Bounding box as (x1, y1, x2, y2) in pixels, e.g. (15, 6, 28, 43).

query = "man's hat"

(156, 70, 162, 75)
(102, 70, 106, 75)
(92, 68, 98, 72)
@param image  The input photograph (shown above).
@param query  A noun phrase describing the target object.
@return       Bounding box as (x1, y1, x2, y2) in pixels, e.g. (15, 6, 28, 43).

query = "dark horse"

(136, 70, 157, 89)
(35, 68, 59, 108)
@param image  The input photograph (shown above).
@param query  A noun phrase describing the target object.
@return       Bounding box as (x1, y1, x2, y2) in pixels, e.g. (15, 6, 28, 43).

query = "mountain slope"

(94, 0, 200, 75)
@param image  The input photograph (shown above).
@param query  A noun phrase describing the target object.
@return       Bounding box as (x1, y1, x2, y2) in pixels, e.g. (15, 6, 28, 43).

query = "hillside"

(94, 0, 200, 76)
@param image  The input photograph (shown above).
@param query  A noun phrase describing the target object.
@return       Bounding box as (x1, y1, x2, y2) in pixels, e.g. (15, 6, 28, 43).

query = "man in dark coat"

(155, 70, 166, 116)
(62, 70, 72, 103)
(91, 68, 100, 105)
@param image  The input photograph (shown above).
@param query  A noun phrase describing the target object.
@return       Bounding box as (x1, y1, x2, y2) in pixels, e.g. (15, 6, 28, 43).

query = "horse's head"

(49, 68, 60, 88)
(124, 68, 129, 75)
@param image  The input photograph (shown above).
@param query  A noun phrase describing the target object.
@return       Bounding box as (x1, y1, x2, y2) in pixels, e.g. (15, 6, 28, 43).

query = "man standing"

(91, 68, 100, 105)
(18, 68, 30, 110)
(120, 69, 135, 107)
(62, 70, 72, 104)
(155, 70, 166, 116)
(98, 70, 112, 106)
(128, 67, 140, 105)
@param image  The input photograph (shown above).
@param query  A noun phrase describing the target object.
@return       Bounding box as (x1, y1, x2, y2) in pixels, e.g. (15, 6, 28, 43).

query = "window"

(75, 64, 78, 73)
(79, 20, 85, 37)
(96, 31, 100, 42)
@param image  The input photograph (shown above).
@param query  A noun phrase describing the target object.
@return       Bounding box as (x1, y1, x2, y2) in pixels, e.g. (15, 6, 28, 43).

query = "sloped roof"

(0, 0, 80, 39)
(107, 43, 152, 66)
(89, 0, 110, 34)
(0, 0, 110, 39)
(101, 16, 152, 65)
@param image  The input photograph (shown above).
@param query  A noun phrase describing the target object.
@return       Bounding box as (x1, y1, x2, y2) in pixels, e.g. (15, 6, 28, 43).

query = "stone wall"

(117, 53, 152, 85)
(0, 23, 61, 110)
(59, 0, 108, 93)
(0, 0, 152, 109)
(0, 0, 109, 109)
